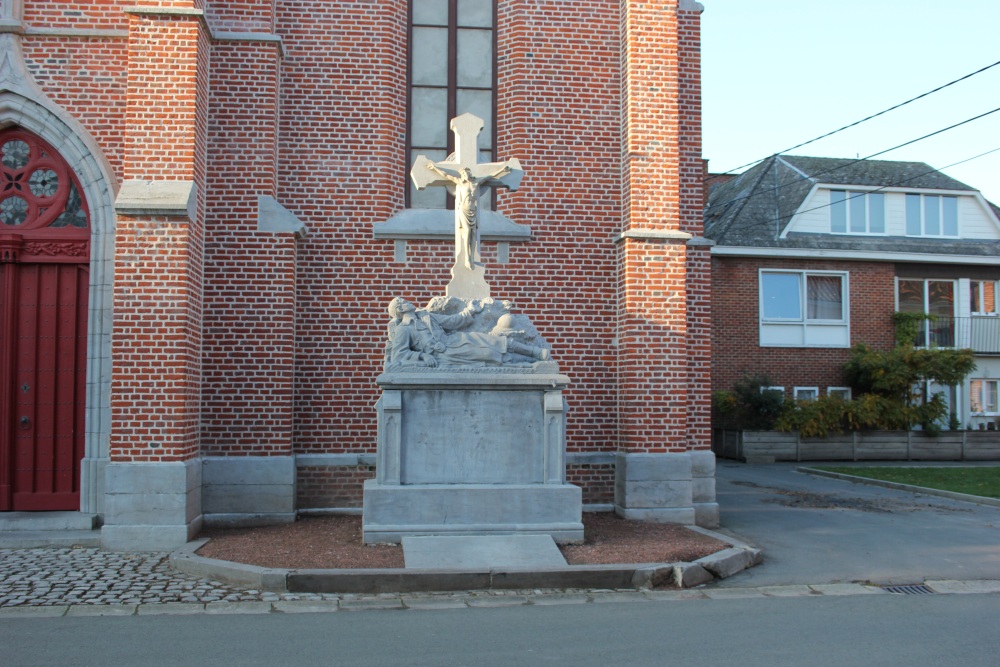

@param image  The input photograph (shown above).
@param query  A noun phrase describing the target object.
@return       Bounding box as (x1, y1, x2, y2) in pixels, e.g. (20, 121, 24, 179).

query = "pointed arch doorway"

(0, 127, 90, 511)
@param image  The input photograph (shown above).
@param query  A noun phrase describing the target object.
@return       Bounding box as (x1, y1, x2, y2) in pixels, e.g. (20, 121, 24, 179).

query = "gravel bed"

(196, 513, 729, 569)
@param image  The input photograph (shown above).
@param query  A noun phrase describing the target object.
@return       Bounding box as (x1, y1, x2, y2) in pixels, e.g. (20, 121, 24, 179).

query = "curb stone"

(925, 580, 1000, 595)
(168, 525, 763, 594)
(798, 467, 1000, 509)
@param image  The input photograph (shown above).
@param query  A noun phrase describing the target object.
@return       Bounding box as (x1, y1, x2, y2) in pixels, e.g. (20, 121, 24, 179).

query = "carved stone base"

(362, 482, 583, 544)
(446, 260, 490, 300)
(362, 370, 583, 544)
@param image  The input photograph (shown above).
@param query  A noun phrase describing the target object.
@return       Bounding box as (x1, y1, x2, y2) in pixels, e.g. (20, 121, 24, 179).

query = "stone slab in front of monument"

(363, 115, 583, 546)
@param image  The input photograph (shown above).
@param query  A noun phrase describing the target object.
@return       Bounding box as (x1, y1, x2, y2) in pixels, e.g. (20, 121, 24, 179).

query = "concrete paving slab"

(465, 595, 529, 608)
(643, 589, 708, 601)
(589, 591, 649, 604)
(402, 534, 567, 569)
(528, 593, 591, 606)
(0, 530, 101, 549)
(204, 601, 273, 614)
(338, 598, 405, 611)
(0, 605, 68, 617)
(66, 604, 138, 617)
(926, 580, 1000, 595)
(272, 600, 340, 614)
(702, 588, 767, 599)
(136, 602, 206, 615)
(400, 596, 470, 610)
(758, 585, 817, 598)
(809, 583, 885, 596)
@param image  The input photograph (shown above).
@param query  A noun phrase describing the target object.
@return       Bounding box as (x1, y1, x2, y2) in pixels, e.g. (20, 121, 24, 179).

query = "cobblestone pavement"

(2, 547, 998, 616)
(0, 547, 276, 607)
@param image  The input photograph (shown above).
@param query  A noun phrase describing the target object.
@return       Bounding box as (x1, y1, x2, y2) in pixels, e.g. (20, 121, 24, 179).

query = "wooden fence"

(712, 429, 1000, 463)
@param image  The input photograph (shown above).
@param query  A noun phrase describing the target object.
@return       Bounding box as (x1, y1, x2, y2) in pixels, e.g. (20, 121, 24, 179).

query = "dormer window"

(830, 190, 884, 234)
(905, 193, 959, 237)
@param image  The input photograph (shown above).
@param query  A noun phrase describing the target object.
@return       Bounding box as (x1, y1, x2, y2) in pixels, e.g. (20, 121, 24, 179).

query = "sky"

(701, 0, 1000, 205)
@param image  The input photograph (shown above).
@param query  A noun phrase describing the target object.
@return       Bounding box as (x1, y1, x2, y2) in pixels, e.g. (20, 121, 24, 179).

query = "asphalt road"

(2, 594, 998, 666)
(712, 462, 1000, 587)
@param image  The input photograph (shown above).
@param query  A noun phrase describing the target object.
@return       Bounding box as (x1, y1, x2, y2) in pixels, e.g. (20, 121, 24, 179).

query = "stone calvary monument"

(362, 113, 584, 544)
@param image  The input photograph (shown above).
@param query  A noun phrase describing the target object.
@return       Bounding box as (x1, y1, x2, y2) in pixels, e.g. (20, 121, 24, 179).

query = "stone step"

(0, 511, 98, 532)
(0, 529, 101, 549)
(402, 534, 568, 570)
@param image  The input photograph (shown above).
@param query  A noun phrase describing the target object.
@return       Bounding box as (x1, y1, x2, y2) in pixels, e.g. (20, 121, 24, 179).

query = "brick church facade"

(0, 0, 715, 549)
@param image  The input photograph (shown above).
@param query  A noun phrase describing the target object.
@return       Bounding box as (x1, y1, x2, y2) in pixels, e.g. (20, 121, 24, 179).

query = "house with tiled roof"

(706, 155, 1000, 430)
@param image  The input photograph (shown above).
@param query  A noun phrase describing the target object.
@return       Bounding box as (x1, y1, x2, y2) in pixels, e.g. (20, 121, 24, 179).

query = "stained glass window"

(0, 128, 89, 230)
(408, 0, 496, 209)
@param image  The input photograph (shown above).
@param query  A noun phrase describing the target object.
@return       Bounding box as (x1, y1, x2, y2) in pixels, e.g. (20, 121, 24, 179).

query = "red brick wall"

(566, 464, 616, 505)
(297, 465, 375, 509)
(204, 1, 275, 32)
(617, 1, 707, 454)
(711, 256, 898, 396)
(16, 0, 709, 497)
(110, 9, 207, 462)
(496, 0, 622, 452)
(201, 38, 293, 456)
(20, 35, 127, 180)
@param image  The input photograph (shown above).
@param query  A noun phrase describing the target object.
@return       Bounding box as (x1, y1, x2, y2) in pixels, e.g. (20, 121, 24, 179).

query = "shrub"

(775, 312, 976, 436)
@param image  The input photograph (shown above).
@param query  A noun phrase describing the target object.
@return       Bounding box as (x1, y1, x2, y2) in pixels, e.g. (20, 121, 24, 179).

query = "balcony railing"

(908, 315, 1000, 354)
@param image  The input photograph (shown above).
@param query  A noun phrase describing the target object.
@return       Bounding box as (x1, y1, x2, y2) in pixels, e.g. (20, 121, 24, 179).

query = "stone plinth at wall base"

(363, 369, 582, 544)
(101, 460, 202, 551)
(615, 451, 720, 528)
(202, 513, 297, 528)
(202, 456, 296, 527)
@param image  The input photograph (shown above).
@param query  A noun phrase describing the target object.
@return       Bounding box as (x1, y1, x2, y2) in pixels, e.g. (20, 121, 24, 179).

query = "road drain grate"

(882, 584, 936, 595)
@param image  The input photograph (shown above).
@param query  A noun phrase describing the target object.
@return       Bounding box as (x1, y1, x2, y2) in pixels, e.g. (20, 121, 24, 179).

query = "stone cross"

(411, 113, 522, 300)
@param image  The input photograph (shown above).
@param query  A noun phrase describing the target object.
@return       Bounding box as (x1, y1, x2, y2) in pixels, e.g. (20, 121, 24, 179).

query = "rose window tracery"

(0, 129, 89, 230)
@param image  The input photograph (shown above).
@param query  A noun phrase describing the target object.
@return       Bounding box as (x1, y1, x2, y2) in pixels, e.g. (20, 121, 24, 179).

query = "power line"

(706, 105, 1000, 214)
(709, 58, 1000, 179)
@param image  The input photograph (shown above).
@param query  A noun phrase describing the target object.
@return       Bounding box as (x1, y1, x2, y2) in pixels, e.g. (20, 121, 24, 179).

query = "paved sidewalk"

(2, 545, 999, 616)
(0, 547, 271, 608)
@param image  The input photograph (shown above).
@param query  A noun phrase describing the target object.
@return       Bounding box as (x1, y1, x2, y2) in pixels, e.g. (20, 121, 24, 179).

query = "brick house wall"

(3, 0, 716, 547)
(711, 256, 898, 396)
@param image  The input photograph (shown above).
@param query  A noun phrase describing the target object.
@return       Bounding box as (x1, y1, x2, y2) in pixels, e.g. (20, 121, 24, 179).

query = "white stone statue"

(424, 162, 512, 270)
(411, 113, 522, 299)
(385, 297, 550, 370)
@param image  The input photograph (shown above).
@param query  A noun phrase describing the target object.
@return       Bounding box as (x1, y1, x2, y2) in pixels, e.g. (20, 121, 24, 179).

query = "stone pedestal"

(614, 450, 720, 529)
(362, 369, 583, 544)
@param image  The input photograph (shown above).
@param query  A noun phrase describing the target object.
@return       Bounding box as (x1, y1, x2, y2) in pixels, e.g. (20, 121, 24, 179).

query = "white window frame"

(904, 193, 960, 238)
(970, 280, 999, 315)
(970, 379, 999, 415)
(759, 269, 850, 348)
(793, 386, 819, 402)
(829, 190, 886, 235)
(827, 387, 852, 400)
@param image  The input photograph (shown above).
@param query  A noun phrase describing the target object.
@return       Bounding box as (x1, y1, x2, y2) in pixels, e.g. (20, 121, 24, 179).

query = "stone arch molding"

(0, 32, 118, 515)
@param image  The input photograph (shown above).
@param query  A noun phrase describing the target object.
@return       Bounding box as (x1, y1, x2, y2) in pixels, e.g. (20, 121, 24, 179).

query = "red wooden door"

(0, 129, 90, 511)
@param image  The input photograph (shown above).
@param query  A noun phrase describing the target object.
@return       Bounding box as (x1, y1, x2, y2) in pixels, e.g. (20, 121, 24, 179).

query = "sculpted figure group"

(385, 296, 551, 370)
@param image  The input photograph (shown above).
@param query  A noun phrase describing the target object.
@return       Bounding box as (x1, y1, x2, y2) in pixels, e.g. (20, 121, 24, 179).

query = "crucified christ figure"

(425, 162, 513, 270)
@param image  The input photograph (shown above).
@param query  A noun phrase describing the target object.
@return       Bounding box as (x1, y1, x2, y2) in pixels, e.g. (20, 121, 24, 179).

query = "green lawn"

(815, 466, 1000, 499)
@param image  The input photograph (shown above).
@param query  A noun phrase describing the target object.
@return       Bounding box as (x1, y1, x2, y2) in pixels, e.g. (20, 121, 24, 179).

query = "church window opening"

(0, 129, 89, 229)
(408, 0, 496, 209)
